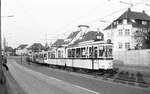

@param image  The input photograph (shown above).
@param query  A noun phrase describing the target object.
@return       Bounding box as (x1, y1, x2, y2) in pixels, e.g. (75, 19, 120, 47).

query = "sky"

(1, 0, 150, 48)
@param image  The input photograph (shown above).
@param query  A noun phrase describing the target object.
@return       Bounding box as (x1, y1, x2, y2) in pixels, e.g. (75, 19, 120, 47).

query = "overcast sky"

(1, 0, 150, 48)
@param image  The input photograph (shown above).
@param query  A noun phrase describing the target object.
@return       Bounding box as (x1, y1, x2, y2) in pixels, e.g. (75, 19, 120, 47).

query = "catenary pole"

(0, 0, 2, 68)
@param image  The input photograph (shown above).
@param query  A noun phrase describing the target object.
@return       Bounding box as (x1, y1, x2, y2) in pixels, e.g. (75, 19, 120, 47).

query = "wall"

(113, 49, 150, 66)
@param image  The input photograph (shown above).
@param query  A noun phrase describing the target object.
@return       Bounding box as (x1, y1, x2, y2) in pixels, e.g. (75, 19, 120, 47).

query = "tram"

(31, 41, 113, 70)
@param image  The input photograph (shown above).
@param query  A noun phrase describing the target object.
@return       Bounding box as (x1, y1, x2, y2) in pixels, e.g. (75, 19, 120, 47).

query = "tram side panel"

(57, 59, 66, 66)
(66, 59, 73, 67)
(98, 59, 113, 70)
(73, 59, 93, 69)
(46, 59, 57, 65)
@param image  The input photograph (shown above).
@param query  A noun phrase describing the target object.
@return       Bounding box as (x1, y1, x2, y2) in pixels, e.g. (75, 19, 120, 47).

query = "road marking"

(10, 60, 101, 94)
(72, 84, 100, 94)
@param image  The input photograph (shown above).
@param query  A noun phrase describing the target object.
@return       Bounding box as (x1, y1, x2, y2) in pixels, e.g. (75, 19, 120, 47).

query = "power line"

(84, 0, 149, 28)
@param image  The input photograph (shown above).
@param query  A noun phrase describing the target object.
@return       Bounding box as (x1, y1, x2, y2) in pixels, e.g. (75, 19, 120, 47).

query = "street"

(8, 57, 150, 94)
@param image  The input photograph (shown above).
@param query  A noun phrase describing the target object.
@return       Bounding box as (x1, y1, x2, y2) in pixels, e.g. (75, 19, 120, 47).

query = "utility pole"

(0, 1, 13, 69)
(0, 0, 2, 69)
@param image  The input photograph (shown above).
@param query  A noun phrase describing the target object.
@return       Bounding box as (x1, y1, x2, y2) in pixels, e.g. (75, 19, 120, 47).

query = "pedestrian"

(2, 55, 9, 71)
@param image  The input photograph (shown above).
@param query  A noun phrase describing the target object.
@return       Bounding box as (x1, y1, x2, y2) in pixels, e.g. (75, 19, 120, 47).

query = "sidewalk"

(0, 67, 26, 94)
(0, 68, 9, 94)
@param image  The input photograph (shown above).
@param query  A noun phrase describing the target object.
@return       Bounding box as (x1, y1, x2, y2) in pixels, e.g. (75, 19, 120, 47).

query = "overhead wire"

(9, 0, 150, 45)
(84, 0, 150, 30)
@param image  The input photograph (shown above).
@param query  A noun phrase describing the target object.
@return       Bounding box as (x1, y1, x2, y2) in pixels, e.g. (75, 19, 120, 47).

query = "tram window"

(61, 51, 63, 58)
(44, 54, 47, 60)
(41, 54, 42, 59)
(68, 49, 72, 58)
(81, 48, 86, 58)
(76, 48, 80, 58)
(99, 46, 105, 57)
(48, 52, 51, 59)
(72, 49, 75, 58)
(58, 50, 61, 58)
(105, 46, 112, 57)
(51, 52, 55, 58)
(89, 47, 92, 58)
(94, 47, 97, 58)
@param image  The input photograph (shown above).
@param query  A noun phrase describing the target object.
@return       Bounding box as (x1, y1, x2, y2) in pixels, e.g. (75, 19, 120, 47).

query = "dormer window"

(142, 21, 147, 25)
(123, 19, 127, 24)
(131, 19, 135, 23)
(118, 20, 123, 24)
(96, 36, 102, 40)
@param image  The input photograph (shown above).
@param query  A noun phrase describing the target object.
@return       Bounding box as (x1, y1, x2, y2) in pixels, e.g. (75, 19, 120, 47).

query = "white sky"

(2, 0, 150, 48)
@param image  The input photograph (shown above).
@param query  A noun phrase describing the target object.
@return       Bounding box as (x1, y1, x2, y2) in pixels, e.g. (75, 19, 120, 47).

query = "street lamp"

(0, 15, 14, 63)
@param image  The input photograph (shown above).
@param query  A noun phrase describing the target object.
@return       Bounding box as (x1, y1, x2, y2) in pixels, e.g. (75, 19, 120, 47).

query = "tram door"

(93, 46, 99, 70)
(89, 46, 99, 70)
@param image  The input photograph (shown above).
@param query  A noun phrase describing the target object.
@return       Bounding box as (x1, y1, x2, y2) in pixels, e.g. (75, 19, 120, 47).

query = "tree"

(134, 29, 150, 49)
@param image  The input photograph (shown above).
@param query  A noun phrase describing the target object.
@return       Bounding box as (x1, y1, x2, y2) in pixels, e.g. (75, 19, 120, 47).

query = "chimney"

(142, 10, 145, 14)
(128, 8, 131, 12)
(78, 25, 89, 33)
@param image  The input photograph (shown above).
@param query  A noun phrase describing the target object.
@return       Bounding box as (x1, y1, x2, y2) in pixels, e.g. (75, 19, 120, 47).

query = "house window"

(118, 43, 123, 49)
(96, 36, 102, 40)
(118, 29, 123, 36)
(125, 29, 130, 36)
(125, 42, 130, 49)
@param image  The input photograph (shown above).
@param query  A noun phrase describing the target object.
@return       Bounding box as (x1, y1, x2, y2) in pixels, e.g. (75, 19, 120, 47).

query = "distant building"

(28, 43, 45, 53)
(5, 46, 14, 56)
(50, 25, 89, 58)
(104, 8, 150, 52)
(16, 44, 28, 55)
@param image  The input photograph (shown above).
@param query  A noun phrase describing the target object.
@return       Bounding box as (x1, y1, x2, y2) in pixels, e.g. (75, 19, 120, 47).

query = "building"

(49, 25, 90, 58)
(28, 43, 45, 53)
(16, 44, 28, 55)
(103, 8, 150, 66)
(51, 29, 104, 58)
(5, 46, 14, 56)
(104, 8, 150, 52)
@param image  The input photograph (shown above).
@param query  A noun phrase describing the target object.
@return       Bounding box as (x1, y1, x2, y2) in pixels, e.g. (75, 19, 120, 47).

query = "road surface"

(8, 57, 150, 94)
(8, 59, 100, 94)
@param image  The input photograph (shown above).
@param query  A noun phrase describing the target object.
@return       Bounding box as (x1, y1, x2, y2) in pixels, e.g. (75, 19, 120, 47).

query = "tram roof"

(68, 40, 112, 48)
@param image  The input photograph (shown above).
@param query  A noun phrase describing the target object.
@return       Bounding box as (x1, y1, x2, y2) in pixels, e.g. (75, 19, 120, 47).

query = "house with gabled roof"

(50, 25, 91, 58)
(28, 43, 45, 53)
(68, 31, 104, 48)
(16, 44, 28, 55)
(52, 39, 65, 47)
(104, 8, 150, 52)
